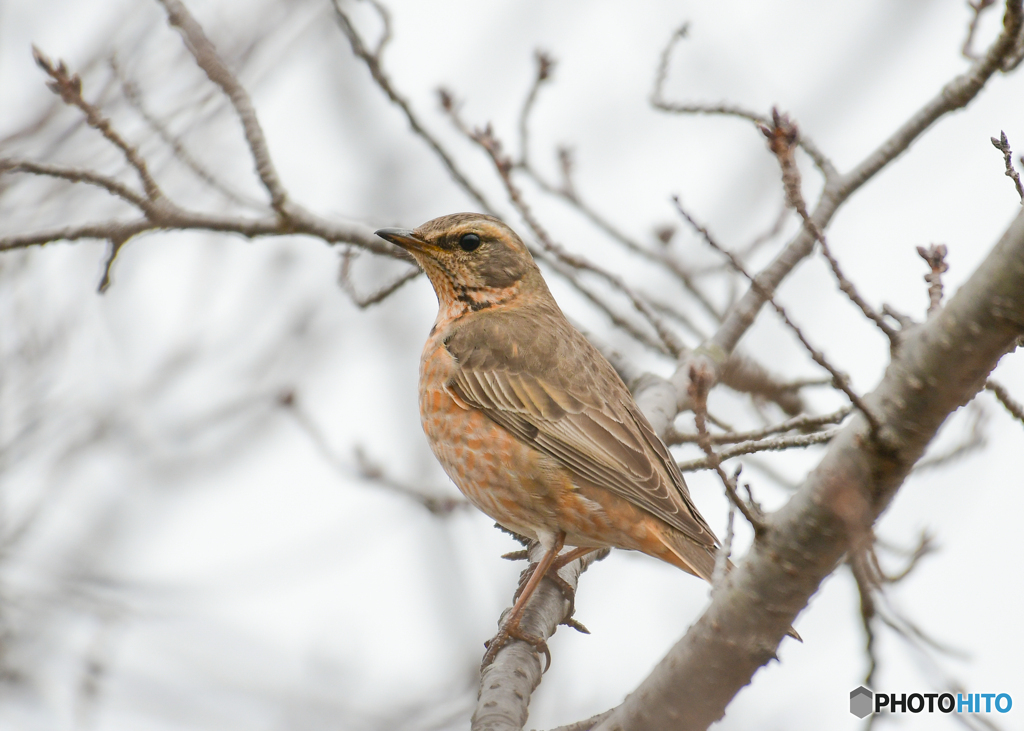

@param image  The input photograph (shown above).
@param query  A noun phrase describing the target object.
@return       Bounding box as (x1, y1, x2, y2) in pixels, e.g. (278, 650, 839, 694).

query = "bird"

(376, 213, 745, 667)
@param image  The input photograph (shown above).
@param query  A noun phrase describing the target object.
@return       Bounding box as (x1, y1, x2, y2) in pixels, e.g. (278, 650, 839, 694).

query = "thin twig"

(507, 48, 724, 322)
(445, 107, 688, 357)
(964, 0, 999, 59)
(673, 197, 883, 434)
(990, 130, 1024, 202)
(110, 55, 262, 210)
(666, 406, 852, 445)
(338, 249, 421, 308)
(916, 243, 950, 314)
(31, 47, 164, 202)
(651, 24, 837, 181)
(332, 0, 495, 213)
(986, 379, 1024, 424)
(676, 427, 839, 472)
(760, 109, 900, 345)
(0, 158, 151, 212)
(517, 50, 554, 168)
(913, 402, 989, 471)
(705, 0, 1023, 363)
(158, 0, 289, 214)
(687, 363, 765, 533)
(278, 390, 468, 515)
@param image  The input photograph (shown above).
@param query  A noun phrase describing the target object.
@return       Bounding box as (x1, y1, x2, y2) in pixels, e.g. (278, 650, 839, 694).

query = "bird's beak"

(375, 227, 430, 253)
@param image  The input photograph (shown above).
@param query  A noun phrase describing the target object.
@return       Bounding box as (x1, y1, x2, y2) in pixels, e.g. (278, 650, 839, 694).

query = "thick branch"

(593, 207, 1024, 731)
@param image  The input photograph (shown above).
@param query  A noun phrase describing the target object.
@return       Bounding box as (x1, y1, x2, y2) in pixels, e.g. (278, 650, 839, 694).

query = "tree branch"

(472, 544, 604, 731)
(705, 0, 1022, 361)
(592, 206, 1024, 731)
(158, 0, 289, 214)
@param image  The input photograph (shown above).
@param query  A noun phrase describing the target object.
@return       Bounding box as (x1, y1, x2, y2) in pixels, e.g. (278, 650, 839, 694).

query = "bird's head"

(375, 213, 546, 318)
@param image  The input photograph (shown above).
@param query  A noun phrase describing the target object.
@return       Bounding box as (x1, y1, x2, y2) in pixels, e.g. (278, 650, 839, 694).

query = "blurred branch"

(31, 46, 164, 202)
(511, 51, 723, 323)
(688, 364, 764, 532)
(964, 0, 998, 59)
(917, 243, 950, 314)
(331, 0, 496, 213)
(912, 401, 989, 472)
(990, 130, 1024, 202)
(441, 101, 689, 358)
(985, 378, 1024, 424)
(110, 55, 263, 209)
(1, 7, 402, 266)
(651, 23, 838, 182)
(158, 0, 287, 213)
(338, 249, 421, 308)
(278, 390, 469, 516)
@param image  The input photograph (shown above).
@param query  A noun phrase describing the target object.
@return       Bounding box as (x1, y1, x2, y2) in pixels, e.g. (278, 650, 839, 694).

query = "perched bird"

(376, 213, 728, 665)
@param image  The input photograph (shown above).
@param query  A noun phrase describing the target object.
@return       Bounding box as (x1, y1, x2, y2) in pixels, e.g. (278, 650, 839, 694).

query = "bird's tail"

(658, 530, 802, 642)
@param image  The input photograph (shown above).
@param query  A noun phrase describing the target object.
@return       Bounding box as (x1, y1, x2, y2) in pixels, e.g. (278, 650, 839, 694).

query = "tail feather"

(658, 530, 802, 642)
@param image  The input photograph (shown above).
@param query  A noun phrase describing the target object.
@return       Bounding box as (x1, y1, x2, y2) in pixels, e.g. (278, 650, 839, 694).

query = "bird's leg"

(481, 531, 565, 670)
(546, 546, 600, 620)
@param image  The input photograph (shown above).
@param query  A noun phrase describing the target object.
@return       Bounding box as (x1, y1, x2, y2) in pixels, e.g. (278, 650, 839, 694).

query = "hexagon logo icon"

(850, 686, 873, 718)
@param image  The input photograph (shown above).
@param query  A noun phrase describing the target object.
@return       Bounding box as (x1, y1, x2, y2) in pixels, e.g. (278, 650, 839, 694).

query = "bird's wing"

(444, 313, 717, 547)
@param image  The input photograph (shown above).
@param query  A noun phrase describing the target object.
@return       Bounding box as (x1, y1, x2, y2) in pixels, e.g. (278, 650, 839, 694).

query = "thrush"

(376, 213, 746, 667)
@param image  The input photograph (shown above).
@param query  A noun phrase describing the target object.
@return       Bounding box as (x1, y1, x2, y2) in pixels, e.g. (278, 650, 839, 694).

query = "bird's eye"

(459, 233, 481, 252)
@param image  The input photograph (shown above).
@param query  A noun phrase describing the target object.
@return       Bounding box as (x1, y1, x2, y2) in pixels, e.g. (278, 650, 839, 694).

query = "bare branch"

(917, 243, 950, 314)
(676, 427, 839, 472)
(31, 46, 164, 202)
(110, 55, 262, 209)
(338, 249, 420, 308)
(688, 363, 765, 532)
(674, 197, 883, 434)
(592, 205, 1024, 731)
(990, 130, 1024, 202)
(760, 109, 900, 345)
(473, 544, 604, 731)
(157, 0, 289, 214)
(986, 378, 1024, 424)
(964, 0, 998, 59)
(716, 353, 807, 416)
(0, 158, 151, 212)
(278, 390, 469, 515)
(445, 108, 688, 358)
(507, 47, 724, 323)
(650, 24, 837, 181)
(331, 0, 495, 213)
(704, 0, 1023, 363)
(517, 50, 554, 168)
(666, 406, 852, 445)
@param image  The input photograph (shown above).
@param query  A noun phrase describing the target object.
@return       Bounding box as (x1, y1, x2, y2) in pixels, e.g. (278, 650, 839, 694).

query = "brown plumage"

(376, 213, 727, 664)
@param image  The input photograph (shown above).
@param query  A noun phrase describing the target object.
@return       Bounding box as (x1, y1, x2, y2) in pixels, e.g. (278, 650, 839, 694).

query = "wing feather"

(447, 358, 715, 546)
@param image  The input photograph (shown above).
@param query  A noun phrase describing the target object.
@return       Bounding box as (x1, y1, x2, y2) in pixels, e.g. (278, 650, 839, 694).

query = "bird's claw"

(501, 549, 530, 561)
(481, 625, 552, 672)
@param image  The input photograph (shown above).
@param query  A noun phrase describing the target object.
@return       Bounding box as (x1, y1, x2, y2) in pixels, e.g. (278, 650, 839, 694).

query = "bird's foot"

(482, 622, 552, 672)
